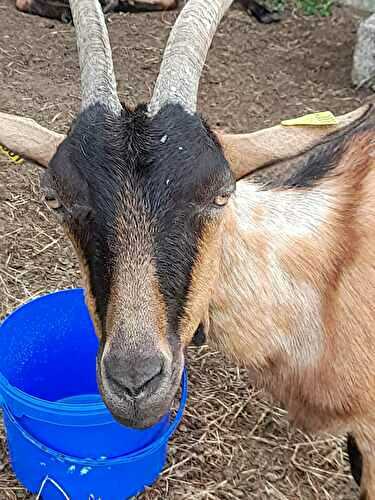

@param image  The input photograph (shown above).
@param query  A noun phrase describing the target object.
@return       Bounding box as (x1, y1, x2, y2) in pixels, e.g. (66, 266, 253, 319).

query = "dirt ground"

(0, 0, 373, 498)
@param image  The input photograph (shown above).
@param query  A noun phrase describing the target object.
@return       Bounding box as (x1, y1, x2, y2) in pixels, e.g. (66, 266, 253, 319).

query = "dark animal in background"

(15, 0, 280, 24)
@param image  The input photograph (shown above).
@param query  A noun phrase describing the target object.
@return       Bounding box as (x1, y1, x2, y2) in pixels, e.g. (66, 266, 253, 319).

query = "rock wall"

(352, 14, 375, 88)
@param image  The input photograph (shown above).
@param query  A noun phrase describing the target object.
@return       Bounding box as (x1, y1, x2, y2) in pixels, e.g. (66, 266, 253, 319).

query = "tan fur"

(15, 0, 31, 10)
(354, 426, 375, 499)
(105, 212, 170, 356)
(64, 228, 103, 339)
(208, 132, 375, 496)
(179, 219, 225, 345)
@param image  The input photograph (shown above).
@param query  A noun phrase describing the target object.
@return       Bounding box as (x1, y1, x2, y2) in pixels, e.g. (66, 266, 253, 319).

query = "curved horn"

(149, 0, 233, 116)
(69, 0, 122, 115)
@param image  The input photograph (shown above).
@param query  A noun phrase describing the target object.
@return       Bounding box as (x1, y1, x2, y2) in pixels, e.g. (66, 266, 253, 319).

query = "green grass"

(297, 0, 333, 16)
(269, 0, 334, 16)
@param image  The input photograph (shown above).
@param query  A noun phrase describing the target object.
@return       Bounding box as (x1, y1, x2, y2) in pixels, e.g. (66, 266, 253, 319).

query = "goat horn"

(69, 0, 122, 115)
(149, 0, 233, 116)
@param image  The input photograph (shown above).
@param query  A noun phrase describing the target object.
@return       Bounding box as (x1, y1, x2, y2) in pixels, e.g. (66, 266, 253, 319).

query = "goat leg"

(100, 0, 121, 14)
(351, 430, 375, 500)
(348, 433, 363, 486)
(191, 323, 206, 346)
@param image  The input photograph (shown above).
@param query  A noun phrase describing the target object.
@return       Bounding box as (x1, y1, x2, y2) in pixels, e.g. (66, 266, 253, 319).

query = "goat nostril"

(123, 366, 163, 398)
(103, 354, 164, 399)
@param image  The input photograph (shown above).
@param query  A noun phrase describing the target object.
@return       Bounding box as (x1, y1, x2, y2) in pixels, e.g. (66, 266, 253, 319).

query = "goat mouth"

(103, 390, 174, 429)
(110, 406, 167, 430)
(100, 365, 183, 429)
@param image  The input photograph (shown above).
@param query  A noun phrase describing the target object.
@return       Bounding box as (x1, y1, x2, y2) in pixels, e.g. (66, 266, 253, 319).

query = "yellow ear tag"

(0, 144, 24, 164)
(281, 111, 338, 127)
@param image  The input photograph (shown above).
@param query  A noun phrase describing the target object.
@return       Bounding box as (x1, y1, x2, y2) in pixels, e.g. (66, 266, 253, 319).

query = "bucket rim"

(1, 289, 109, 418)
(3, 368, 188, 465)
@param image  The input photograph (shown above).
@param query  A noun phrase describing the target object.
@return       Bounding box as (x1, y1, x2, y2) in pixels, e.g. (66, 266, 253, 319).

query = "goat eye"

(42, 187, 62, 210)
(213, 193, 230, 207)
(44, 195, 62, 210)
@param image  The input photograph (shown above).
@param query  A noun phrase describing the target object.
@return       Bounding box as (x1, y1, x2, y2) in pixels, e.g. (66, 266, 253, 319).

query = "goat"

(1, 0, 375, 497)
(15, 0, 280, 24)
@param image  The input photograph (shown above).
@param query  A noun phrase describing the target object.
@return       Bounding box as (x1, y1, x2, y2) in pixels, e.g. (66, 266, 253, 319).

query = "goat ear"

(0, 112, 65, 168)
(218, 103, 371, 180)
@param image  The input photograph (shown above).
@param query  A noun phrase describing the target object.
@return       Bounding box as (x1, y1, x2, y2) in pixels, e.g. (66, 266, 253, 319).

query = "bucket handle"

(162, 367, 188, 441)
(36, 476, 70, 500)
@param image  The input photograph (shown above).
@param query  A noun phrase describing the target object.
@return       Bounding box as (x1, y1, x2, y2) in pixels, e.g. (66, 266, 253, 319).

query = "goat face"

(41, 103, 234, 428)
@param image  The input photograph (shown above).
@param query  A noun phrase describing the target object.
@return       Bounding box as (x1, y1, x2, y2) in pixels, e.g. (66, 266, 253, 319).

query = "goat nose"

(103, 353, 164, 398)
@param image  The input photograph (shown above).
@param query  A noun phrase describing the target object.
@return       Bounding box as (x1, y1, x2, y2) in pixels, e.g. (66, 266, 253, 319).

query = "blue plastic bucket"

(0, 289, 188, 499)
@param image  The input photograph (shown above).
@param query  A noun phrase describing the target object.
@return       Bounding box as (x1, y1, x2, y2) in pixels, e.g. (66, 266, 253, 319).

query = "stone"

(352, 14, 375, 88)
(339, 0, 375, 11)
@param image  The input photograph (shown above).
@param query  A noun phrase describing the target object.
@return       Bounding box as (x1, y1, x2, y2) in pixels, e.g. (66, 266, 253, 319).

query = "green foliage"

(268, 0, 333, 16)
(269, 0, 286, 12)
(297, 0, 333, 16)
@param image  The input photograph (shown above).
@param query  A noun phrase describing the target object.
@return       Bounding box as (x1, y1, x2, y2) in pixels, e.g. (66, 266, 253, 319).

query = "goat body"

(211, 111, 375, 496)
